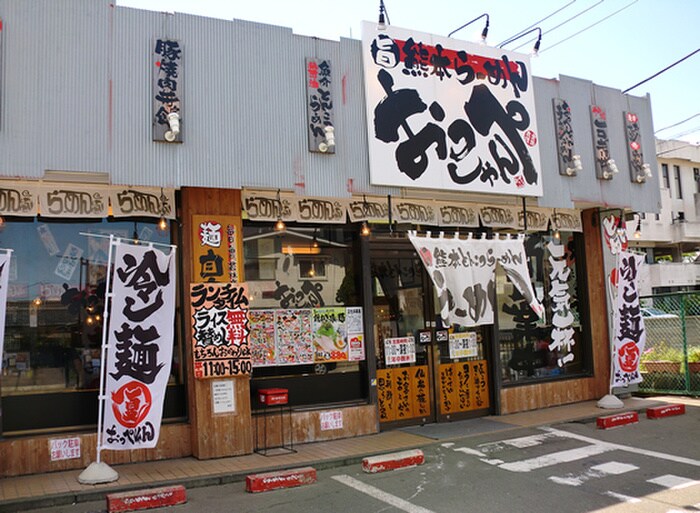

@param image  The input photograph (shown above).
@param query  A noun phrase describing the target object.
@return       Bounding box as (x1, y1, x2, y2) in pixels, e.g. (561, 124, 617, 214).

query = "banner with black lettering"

(102, 241, 176, 450)
(0, 252, 11, 365)
(611, 251, 646, 387)
(409, 232, 543, 327)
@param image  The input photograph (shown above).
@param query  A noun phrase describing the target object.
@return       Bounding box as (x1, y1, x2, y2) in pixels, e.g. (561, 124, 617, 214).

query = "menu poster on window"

(313, 307, 348, 362)
(249, 309, 276, 367)
(384, 336, 416, 366)
(37, 224, 60, 256)
(190, 282, 252, 379)
(345, 306, 363, 333)
(276, 309, 314, 365)
(448, 332, 478, 359)
(54, 243, 83, 281)
(348, 333, 365, 361)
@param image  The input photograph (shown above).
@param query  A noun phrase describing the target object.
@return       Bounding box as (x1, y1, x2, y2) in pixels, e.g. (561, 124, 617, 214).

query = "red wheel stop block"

(647, 403, 685, 419)
(246, 466, 317, 493)
(362, 449, 425, 473)
(596, 411, 638, 429)
(107, 485, 186, 512)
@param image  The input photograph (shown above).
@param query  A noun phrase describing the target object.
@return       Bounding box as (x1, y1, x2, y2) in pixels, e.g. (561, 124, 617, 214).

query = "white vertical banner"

(102, 241, 176, 450)
(0, 251, 12, 364)
(611, 251, 646, 388)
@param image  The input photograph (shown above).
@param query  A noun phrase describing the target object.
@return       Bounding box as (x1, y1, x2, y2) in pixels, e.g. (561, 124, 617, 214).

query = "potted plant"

(687, 346, 700, 374)
(640, 342, 681, 374)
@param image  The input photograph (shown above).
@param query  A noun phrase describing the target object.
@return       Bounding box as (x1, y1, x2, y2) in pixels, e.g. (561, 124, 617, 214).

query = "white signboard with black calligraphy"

(242, 190, 298, 223)
(547, 239, 576, 366)
(0, 182, 38, 216)
(102, 241, 176, 450)
(295, 196, 348, 224)
(392, 198, 438, 226)
(110, 187, 176, 219)
(478, 204, 519, 229)
(362, 22, 542, 196)
(552, 209, 583, 232)
(435, 201, 479, 228)
(39, 185, 108, 218)
(347, 196, 390, 223)
(611, 251, 646, 387)
(409, 232, 543, 327)
(518, 206, 551, 232)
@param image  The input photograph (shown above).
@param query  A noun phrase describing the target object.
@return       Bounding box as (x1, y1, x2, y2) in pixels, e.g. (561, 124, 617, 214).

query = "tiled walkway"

(0, 396, 682, 512)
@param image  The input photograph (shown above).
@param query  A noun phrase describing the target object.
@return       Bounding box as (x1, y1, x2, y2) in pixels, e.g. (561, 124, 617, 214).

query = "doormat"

(399, 417, 513, 440)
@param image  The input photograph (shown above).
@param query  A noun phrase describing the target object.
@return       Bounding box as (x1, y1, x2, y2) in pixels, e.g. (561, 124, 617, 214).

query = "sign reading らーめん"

(362, 22, 542, 196)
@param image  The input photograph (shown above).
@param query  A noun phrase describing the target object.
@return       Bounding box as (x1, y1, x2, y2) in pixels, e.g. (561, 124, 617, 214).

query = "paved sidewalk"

(0, 395, 684, 512)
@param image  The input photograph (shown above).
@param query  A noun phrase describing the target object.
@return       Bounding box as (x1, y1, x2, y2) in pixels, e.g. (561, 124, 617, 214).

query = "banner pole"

(78, 235, 119, 484)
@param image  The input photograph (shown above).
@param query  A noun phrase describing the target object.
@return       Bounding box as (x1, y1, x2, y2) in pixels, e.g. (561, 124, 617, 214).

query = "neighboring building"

(0, 1, 660, 477)
(630, 139, 700, 296)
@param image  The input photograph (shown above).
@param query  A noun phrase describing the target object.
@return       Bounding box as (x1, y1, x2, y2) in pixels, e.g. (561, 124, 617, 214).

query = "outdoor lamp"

(164, 112, 180, 142)
(448, 13, 489, 44)
(498, 27, 542, 56)
(634, 218, 642, 239)
(566, 154, 582, 176)
(361, 221, 371, 237)
(377, 0, 389, 30)
(319, 125, 336, 152)
(157, 216, 168, 231)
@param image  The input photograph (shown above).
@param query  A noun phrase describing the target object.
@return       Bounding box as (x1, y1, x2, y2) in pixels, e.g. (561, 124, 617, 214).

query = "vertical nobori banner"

(0, 251, 11, 365)
(102, 243, 176, 450)
(190, 283, 251, 379)
(361, 22, 542, 195)
(611, 251, 646, 387)
(408, 233, 543, 327)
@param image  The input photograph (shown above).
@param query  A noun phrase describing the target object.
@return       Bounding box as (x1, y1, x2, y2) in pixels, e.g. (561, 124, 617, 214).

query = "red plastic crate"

(258, 388, 289, 405)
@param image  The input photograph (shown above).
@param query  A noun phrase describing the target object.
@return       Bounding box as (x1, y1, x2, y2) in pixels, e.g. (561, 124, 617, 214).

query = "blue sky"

(117, 0, 700, 144)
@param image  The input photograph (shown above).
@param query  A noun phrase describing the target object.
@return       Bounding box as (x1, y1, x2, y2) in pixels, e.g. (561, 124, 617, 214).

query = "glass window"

(674, 165, 682, 199)
(0, 217, 184, 434)
(694, 168, 700, 193)
(497, 232, 590, 384)
(243, 223, 368, 409)
(662, 164, 670, 189)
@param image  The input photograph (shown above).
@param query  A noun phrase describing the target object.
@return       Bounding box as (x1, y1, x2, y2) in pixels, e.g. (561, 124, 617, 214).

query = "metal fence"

(637, 292, 700, 396)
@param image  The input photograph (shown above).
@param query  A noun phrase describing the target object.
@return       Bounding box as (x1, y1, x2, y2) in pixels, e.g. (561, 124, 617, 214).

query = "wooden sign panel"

(438, 360, 489, 415)
(377, 365, 430, 423)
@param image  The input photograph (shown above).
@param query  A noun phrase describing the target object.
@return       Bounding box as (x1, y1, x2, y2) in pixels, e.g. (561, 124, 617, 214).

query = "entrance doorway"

(370, 237, 492, 428)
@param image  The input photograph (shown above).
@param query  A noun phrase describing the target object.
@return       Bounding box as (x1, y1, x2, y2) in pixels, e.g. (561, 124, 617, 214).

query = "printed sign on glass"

(547, 239, 576, 366)
(612, 251, 646, 387)
(190, 283, 251, 379)
(448, 332, 477, 359)
(313, 307, 348, 362)
(0, 252, 11, 367)
(249, 309, 277, 367)
(384, 336, 416, 366)
(362, 22, 542, 196)
(102, 242, 176, 450)
(306, 58, 335, 153)
(152, 39, 182, 142)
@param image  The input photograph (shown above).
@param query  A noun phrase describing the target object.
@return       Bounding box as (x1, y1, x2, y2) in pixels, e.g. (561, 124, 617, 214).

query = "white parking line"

(500, 443, 613, 472)
(542, 427, 700, 468)
(603, 491, 642, 503)
(331, 475, 436, 513)
(549, 461, 639, 486)
(648, 474, 700, 489)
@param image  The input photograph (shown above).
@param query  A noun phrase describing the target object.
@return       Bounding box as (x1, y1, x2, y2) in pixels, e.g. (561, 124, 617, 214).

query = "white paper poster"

(384, 336, 416, 366)
(448, 332, 477, 359)
(611, 251, 646, 387)
(102, 241, 176, 450)
(409, 232, 543, 327)
(212, 380, 236, 414)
